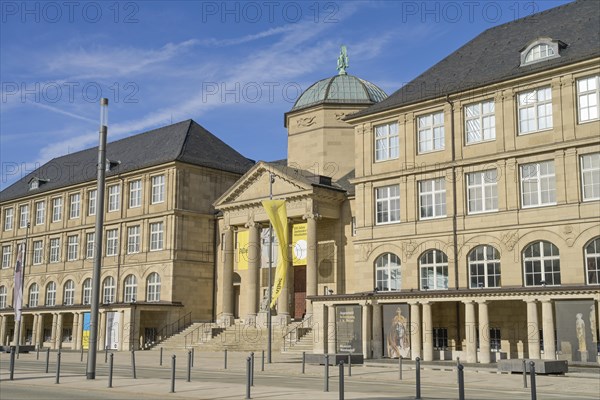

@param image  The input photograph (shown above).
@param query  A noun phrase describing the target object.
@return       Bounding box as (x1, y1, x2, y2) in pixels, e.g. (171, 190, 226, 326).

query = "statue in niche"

(386, 307, 410, 358)
(575, 313, 587, 352)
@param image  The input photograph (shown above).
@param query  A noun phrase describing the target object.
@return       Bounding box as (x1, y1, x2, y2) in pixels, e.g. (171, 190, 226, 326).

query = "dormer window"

(105, 159, 121, 172)
(520, 38, 564, 66)
(28, 177, 48, 191)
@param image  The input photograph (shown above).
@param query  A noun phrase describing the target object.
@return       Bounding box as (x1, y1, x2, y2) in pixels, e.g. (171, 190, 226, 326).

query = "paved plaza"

(1, 350, 599, 399)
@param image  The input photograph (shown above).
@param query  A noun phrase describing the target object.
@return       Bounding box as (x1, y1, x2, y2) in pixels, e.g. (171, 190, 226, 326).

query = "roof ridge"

(175, 119, 195, 160)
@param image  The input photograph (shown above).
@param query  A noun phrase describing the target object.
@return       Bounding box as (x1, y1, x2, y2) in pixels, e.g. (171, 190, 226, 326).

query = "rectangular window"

(1, 245, 11, 268)
(52, 198, 62, 222)
(4, 208, 13, 231)
(151, 175, 165, 204)
(88, 190, 97, 216)
(466, 170, 498, 214)
(418, 111, 444, 153)
(375, 185, 400, 224)
(86, 233, 95, 259)
(419, 178, 446, 219)
(433, 327, 448, 350)
(490, 328, 501, 352)
(577, 75, 599, 123)
(129, 180, 142, 208)
(35, 201, 45, 225)
(127, 225, 141, 254)
(581, 153, 600, 201)
(465, 100, 495, 143)
(518, 86, 553, 134)
(374, 122, 399, 161)
(33, 240, 43, 265)
(520, 161, 556, 207)
(69, 193, 80, 219)
(150, 222, 164, 251)
(106, 229, 119, 256)
(67, 235, 78, 261)
(108, 185, 120, 212)
(49, 238, 60, 263)
(19, 204, 29, 228)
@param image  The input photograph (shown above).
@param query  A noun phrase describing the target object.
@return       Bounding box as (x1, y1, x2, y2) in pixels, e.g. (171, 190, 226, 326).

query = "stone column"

(541, 300, 555, 360)
(119, 310, 125, 351)
(372, 301, 383, 359)
(277, 222, 292, 326)
(246, 221, 261, 325)
(72, 313, 80, 350)
(0, 315, 6, 345)
(55, 313, 63, 349)
(464, 301, 477, 363)
(422, 302, 433, 361)
(304, 213, 319, 317)
(526, 300, 540, 359)
(98, 311, 106, 350)
(362, 303, 372, 359)
(327, 304, 336, 354)
(32, 314, 39, 347)
(221, 226, 235, 326)
(478, 301, 490, 364)
(18, 318, 26, 345)
(36, 314, 44, 348)
(50, 313, 58, 349)
(410, 303, 421, 360)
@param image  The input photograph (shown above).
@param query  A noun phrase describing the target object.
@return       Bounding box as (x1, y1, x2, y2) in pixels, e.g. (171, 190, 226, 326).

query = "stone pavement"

(1, 349, 599, 399)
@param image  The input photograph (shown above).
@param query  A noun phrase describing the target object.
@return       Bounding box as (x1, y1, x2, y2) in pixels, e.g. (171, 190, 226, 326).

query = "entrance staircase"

(156, 322, 222, 350)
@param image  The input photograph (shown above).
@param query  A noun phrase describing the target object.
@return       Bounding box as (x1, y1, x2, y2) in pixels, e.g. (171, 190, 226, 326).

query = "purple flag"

(14, 243, 24, 322)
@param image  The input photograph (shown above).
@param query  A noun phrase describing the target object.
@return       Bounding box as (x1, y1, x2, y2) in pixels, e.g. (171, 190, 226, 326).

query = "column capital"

(539, 298, 553, 304)
(302, 212, 321, 221)
(223, 225, 236, 232)
(244, 220, 261, 229)
(524, 298, 538, 304)
(462, 300, 475, 305)
(476, 300, 488, 305)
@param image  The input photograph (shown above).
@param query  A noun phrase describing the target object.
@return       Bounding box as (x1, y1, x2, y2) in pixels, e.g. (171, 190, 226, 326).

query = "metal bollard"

(187, 351, 192, 382)
(108, 353, 114, 388)
(348, 354, 352, 377)
(522, 359, 528, 388)
(399, 356, 403, 380)
(80, 347, 83, 362)
(246, 357, 252, 399)
(160, 347, 163, 366)
(458, 364, 465, 400)
(45, 348, 50, 373)
(250, 352, 254, 387)
(530, 361, 537, 400)
(339, 361, 345, 400)
(9, 347, 15, 381)
(131, 350, 137, 379)
(55, 351, 61, 384)
(224, 349, 228, 369)
(170, 355, 176, 393)
(261, 350, 265, 372)
(324, 354, 330, 392)
(302, 351, 306, 374)
(415, 357, 421, 400)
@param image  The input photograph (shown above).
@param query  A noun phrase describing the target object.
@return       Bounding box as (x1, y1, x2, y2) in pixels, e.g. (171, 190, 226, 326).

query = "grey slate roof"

(1, 120, 255, 202)
(350, 0, 600, 119)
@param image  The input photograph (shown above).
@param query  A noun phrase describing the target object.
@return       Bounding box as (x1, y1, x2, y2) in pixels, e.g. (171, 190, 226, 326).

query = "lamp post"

(86, 98, 108, 379)
(131, 299, 136, 351)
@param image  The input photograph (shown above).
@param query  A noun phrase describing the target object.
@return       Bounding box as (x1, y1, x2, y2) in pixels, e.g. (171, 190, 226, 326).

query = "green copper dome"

(291, 74, 388, 112)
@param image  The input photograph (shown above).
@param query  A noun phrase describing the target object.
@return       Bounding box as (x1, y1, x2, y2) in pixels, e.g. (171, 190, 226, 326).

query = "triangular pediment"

(215, 162, 316, 208)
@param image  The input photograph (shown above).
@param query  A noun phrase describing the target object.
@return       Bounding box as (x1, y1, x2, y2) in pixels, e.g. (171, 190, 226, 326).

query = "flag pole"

(267, 173, 274, 364)
(14, 221, 30, 356)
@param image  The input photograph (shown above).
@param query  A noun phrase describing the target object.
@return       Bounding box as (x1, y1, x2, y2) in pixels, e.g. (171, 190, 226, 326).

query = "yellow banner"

(292, 223, 307, 266)
(261, 200, 288, 308)
(237, 230, 249, 270)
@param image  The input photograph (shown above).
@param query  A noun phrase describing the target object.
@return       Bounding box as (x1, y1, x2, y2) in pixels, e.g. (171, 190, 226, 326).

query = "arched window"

(124, 274, 137, 303)
(45, 281, 56, 306)
(523, 241, 560, 286)
(420, 250, 448, 290)
(102, 276, 115, 304)
(29, 283, 39, 307)
(146, 273, 161, 302)
(82, 278, 92, 305)
(63, 280, 75, 305)
(468, 246, 501, 288)
(375, 253, 401, 291)
(585, 237, 600, 285)
(0, 286, 7, 309)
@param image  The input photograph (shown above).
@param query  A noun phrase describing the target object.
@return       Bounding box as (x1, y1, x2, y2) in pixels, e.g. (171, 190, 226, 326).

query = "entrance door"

(294, 266, 307, 319)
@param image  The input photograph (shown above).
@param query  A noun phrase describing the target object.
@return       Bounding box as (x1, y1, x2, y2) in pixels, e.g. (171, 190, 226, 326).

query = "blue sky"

(0, 0, 571, 189)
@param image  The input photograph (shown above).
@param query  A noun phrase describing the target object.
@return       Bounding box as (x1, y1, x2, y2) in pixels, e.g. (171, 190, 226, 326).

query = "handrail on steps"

(283, 315, 313, 351)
